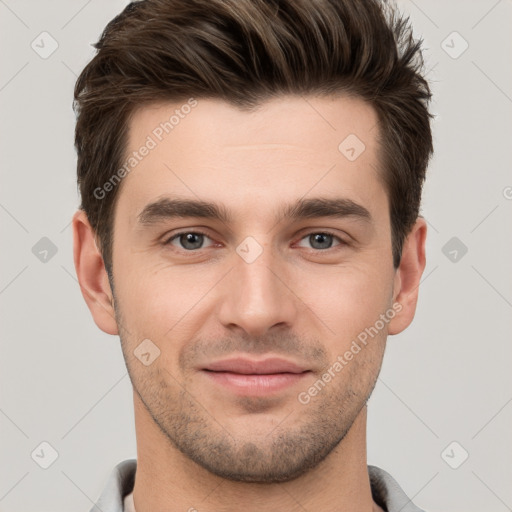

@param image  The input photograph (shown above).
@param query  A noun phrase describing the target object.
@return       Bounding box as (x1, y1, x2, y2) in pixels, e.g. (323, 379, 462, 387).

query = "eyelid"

(163, 228, 348, 252)
(163, 229, 217, 249)
(294, 230, 347, 249)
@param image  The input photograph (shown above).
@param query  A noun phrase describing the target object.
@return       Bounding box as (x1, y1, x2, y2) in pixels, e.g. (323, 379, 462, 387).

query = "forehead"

(117, 95, 384, 226)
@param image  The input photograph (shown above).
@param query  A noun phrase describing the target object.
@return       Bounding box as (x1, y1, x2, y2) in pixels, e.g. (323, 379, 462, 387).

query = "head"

(73, 0, 432, 483)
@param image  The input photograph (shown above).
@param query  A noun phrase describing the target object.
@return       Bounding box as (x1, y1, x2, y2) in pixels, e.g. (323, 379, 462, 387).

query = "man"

(72, 0, 433, 510)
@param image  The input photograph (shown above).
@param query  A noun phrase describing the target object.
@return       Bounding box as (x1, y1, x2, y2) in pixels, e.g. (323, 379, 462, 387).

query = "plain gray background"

(0, 1, 511, 511)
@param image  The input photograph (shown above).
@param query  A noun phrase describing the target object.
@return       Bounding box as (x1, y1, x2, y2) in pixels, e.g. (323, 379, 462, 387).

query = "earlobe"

(388, 218, 427, 335)
(72, 210, 119, 335)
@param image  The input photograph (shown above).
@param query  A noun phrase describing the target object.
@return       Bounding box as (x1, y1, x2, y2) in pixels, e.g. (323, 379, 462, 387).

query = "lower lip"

(202, 371, 310, 395)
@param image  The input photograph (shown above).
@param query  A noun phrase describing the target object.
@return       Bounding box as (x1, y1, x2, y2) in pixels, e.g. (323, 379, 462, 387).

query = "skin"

(73, 95, 426, 512)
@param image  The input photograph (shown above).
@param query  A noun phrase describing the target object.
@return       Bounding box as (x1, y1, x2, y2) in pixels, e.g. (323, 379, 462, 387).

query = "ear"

(388, 217, 427, 335)
(72, 210, 119, 335)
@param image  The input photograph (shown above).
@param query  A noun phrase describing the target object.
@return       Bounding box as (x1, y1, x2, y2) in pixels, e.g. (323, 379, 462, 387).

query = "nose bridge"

(217, 237, 298, 336)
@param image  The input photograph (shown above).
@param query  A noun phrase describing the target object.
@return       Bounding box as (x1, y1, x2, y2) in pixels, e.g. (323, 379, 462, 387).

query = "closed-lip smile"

(201, 356, 311, 395)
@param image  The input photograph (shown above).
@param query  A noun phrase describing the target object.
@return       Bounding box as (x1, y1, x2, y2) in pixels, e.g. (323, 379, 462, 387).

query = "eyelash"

(163, 230, 347, 252)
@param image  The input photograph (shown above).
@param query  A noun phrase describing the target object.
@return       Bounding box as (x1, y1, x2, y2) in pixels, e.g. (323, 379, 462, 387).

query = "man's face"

(110, 96, 399, 482)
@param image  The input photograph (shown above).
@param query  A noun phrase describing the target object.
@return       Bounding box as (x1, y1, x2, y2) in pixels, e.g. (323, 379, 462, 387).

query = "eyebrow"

(137, 196, 372, 226)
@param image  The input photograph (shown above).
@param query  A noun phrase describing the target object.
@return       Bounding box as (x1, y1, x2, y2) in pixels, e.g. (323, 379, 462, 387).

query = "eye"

(165, 231, 215, 251)
(296, 232, 344, 250)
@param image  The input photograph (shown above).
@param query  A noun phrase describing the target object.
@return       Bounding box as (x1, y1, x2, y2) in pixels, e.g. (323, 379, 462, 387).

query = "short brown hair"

(74, 0, 433, 271)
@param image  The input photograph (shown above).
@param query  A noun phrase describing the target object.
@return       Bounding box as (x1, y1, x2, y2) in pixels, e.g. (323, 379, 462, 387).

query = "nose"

(217, 241, 300, 338)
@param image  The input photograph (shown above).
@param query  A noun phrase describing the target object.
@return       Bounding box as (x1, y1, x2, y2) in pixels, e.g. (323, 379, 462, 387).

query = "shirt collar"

(90, 460, 425, 512)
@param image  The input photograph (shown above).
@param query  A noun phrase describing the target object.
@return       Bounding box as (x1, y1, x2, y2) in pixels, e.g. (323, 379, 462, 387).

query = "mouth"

(201, 357, 311, 396)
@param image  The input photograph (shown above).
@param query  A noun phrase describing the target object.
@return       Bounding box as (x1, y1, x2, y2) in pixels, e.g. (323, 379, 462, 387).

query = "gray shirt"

(89, 459, 426, 512)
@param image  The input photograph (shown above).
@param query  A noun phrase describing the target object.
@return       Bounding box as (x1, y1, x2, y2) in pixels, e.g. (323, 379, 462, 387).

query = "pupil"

(182, 233, 203, 250)
(311, 233, 332, 249)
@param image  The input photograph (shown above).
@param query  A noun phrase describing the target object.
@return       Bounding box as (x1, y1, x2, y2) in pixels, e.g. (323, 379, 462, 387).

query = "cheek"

(114, 262, 220, 341)
(295, 264, 393, 342)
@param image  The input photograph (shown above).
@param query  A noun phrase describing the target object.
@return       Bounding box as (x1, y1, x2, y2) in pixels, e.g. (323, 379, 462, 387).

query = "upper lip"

(203, 357, 309, 375)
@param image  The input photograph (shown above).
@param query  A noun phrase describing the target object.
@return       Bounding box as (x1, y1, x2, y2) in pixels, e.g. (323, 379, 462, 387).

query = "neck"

(131, 391, 376, 512)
